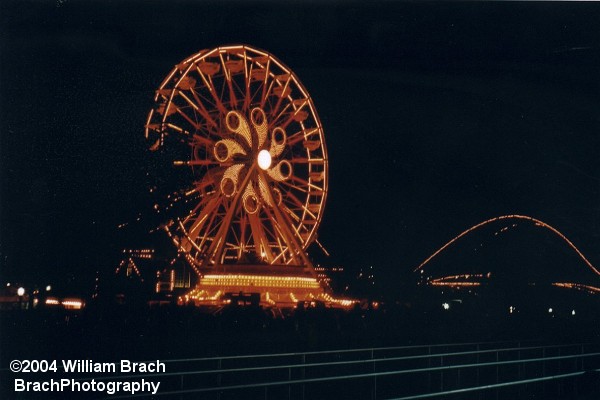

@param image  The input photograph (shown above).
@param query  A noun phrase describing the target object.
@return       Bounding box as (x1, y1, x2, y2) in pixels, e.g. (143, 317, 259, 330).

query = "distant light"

(548, 308, 553, 313)
(45, 298, 60, 305)
(257, 150, 272, 170)
(509, 306, 515, 314)
(62, 300, 83, 310)
(46, 285, 52, 292)
(17, 287, 25, 296)
(442, 302, 450, 310)
(572, 310, 576, 316)
(6, 283, 10, 287)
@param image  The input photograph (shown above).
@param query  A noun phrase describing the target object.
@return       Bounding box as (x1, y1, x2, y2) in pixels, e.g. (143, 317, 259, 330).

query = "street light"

(17, 287, 25, 310)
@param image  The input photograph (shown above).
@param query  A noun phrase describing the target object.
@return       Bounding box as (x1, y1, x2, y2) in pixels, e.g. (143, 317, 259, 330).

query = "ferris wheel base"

(178, 264, 355, 309)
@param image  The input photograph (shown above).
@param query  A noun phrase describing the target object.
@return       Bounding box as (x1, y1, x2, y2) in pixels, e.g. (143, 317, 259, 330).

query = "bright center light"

(257, 150, 272, 170)
(17, 287, 25, 296)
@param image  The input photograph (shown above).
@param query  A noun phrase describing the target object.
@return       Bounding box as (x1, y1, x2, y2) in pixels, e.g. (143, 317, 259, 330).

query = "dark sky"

(1, 1, 599, 293)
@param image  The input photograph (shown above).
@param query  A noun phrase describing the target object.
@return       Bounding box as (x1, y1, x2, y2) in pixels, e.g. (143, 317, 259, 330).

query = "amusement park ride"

(145, 45, 352, 308)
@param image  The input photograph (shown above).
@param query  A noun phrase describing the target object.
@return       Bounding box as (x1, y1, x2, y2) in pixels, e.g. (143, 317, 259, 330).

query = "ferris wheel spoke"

(219, 53, 239, 109)
(190, 133, 214, 148)
(196, 67, 228, 115)
(178, 220, 209, 255)
(174, 159, 219, 167)
(286, 127, 321, 147)
(230, 71, 248, 101)
(195, 204, 224, 253)
(289, 157, 326, 165)
(259, 215, 280, 244)
(185, 196, 221, 241)
(246, 56, 272, 113)
(184, 88, 219, 130)
(176, 90, 214, 128)
(281, 204, 315, 240)
(190, 175, 218, 198)
(274, 236, 287, 263)
(276, 100, 310, 131)
(241, 49, 250, 84)
(260, 79, 276, 110)
(271, 249, 291, 265)
(261, 205, 300, 264)
(183, 194, 213, 224)
(259, 171, 312, 266)
(278, 179, 309, 194)
(173, 107, 202, 131)
(217, 78, 228, 112)
(242, 65, 252, 112)
(284, 190, 318, 221)
(244, 83, 261, 112)
(270, 75, 292, 118)
(247, 77, 269, 113)
(269, 103, 292, 129)
(290, 175, 324, 192)
(258, 59, 272, 106)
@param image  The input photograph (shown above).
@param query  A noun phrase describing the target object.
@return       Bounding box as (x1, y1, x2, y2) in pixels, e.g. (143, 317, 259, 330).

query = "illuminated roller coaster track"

(413, 214, 600, 277)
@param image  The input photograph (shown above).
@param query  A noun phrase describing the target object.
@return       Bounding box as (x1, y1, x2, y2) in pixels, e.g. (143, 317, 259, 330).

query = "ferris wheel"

(145, 45, 328, 276)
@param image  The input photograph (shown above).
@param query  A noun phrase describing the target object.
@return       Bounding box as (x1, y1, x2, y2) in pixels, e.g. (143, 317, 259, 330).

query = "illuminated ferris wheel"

(145, 45, 328, 276)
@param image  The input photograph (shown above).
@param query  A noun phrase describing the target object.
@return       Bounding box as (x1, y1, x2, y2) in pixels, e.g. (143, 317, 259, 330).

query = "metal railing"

(3, 341, 598, 399)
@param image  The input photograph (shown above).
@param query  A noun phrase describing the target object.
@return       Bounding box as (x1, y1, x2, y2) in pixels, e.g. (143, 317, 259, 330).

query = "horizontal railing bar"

(385, 369, 600, 400)
(4, 340, 567, 373)
(0, 341, 512, 372)
(105, 351, 600, 398)
(136, 340, 514, 364)
(83, 342, 588, 381)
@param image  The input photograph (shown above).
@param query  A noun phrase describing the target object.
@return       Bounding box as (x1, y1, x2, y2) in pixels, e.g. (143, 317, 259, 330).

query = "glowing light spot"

(572, 310, 576, 316)
(442, 302, 450, 310)
(548, 308, 553, 313)
(257, 149, 272, 170)
(17, 287, 25, 296)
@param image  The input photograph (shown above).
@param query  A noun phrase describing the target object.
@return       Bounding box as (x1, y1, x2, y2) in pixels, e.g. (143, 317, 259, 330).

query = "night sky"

(1, 1, 599, 294)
